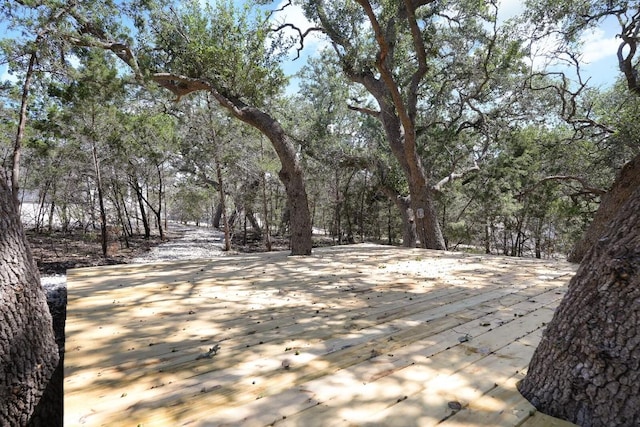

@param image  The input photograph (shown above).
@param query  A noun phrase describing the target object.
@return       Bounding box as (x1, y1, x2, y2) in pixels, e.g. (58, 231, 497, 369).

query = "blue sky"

(0, 0, 625, 91)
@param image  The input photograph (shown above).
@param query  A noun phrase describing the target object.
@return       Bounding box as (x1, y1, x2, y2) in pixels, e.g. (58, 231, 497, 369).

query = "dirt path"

(129, 223, 226, 264)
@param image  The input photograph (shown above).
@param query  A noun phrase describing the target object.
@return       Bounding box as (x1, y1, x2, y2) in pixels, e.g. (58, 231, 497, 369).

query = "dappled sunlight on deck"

(64, 244, 578, 426)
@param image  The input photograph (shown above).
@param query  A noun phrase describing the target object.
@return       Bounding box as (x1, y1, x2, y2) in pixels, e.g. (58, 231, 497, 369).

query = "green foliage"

(589, 83, 640, 163)
(171, 182, 210, 223)
(139, 0, 288, 104)
(440, 123, 614, 256)
(522, 0, 636, 41)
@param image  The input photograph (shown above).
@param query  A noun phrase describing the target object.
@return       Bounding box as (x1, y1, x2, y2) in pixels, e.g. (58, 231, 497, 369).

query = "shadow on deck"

(64, 244, 578, 426)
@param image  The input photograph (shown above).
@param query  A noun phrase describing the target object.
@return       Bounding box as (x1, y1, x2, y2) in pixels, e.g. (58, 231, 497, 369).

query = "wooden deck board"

(64, 244, 578, 426)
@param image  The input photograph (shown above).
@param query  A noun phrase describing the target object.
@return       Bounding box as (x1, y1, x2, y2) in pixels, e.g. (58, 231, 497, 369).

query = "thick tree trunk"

(28, 285, 66, 427)
(0, 178, 59, 425)
(518, 179, 640, 426)
(375, 96, 446, 250)
(212, 203, 223, 229)
(409, 182, 446, 250)
(278, 166, 313, 255)
(568, 154, 640, 263)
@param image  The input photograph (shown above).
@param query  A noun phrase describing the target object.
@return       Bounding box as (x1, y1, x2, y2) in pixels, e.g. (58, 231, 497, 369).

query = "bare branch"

(270, 23, 324, 60)
(265, 0, 292, 22)
(151, 73, 212, 101)
(66, 35, 143, 78)
(347, 104, 380, 118)
(519, 175, 607, 198)
(617, 9, 640, 95)
(433, 162, 480, 192)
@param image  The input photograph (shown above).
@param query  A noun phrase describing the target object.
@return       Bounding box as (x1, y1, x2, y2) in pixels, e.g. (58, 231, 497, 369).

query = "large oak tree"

(301, 0, 525, 249)
(70, 0, 314, 254)
(518, 1, 640, 425)
(0, 177, 59, 425)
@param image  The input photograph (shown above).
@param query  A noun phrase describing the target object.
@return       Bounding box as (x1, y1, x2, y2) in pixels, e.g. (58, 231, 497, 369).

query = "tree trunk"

(409, 183, 446, 250)
(215, 150, 231, 252)
(261, 171, 272, 252)
(381, 187, 416, 247)
(212, 203, 223, 229)
(28, 282, 66, 427)
(374, 98, 446, 250)
(568, 154, 640, 263)
(91, 140, 108, 257)
(147, 75, 313, 255)
(155, 163, 165, 241)
(11, 50, 37, 206)
(132, 180, 151, 239)
(264, 142, 311, 255)
(240, 110, 312, 255)
(484, 221, 491, 254)
(245, 209, 262, 234)
(0, 178, 59, 425)
(518, 179, 640, 426)
(206, 91, 313, 255)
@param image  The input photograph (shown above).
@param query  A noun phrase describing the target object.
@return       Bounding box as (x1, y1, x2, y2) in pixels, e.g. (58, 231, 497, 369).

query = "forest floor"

(27, 229, 166, 275)
(26, 223, 296, 277)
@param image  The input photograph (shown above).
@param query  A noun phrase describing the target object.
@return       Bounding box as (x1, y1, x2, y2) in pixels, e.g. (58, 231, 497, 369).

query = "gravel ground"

(41, 224, 226, 313)
(129, 224, 225, 264)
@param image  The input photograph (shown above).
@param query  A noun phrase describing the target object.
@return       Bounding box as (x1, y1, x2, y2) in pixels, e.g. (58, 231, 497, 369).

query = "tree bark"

(131, 178, 151, 239)
(568, 154, 640, 263)
(261, 171, 272, 252)
(381, 186, 416, 247)
(0, 178, 59, 425)
(154, 163, 165, 241)
(518, 177, 640, 426)
(343, 69, 446, 250)
(212, 203, 223, 229)
(214, 147, 231, 252)
(409, 182, 446, 250)
(319, 1, 446, 251)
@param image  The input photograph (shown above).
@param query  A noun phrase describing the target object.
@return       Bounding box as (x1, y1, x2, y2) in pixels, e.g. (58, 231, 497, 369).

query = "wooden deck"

(64, 244, 578, 427)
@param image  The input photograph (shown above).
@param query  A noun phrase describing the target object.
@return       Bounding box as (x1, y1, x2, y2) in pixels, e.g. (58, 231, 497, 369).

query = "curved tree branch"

(270, 23, 324, 60)
(616, 9, 640, 95)
(433, 162, 480, 192)
(347, 104, 380, 118)
(519, 175, 607, 198)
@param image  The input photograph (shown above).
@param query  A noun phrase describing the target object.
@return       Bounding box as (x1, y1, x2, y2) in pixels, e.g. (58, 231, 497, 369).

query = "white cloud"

(580, 27, 619, 64)
(497, 0, 524, 22)
(522, 24, 618, 74)
(525, 30, 565, 71)
(0, 64, 18, 83)
(271, 1, 310, 26)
